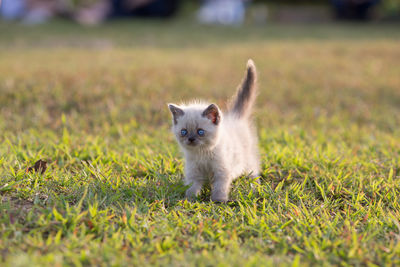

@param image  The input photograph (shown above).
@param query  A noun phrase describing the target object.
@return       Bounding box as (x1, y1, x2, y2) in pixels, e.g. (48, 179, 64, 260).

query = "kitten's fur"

(168, 59, 260, 202)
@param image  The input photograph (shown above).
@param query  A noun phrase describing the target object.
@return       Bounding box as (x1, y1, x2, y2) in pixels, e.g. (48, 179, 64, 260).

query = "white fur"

(168, 61, 260, 202)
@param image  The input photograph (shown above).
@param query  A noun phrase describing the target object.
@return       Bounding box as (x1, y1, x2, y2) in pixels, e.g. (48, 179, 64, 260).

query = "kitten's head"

(168, 102, 222, 150)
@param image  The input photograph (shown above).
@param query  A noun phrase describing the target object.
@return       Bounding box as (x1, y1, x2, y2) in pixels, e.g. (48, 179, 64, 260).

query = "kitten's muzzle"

(187, 136, 197, 145)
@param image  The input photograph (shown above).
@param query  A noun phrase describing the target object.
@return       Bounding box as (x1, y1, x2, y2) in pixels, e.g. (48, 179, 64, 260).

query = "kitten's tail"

(228, 59, 258, 119)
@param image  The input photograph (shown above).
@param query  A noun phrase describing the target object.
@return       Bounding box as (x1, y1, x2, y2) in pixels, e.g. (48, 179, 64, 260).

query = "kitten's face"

(168, 103, 221, 150)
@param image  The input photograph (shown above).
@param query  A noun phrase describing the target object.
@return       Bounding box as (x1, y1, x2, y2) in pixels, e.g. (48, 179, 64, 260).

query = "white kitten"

(168, 59, 260, 202)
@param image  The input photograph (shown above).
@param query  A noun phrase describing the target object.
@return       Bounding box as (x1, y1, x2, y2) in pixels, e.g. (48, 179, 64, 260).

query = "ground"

(0, 18, 400, 266)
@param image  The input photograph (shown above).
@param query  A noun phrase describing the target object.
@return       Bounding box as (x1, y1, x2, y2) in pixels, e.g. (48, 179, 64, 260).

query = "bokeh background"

(1, 0, 399, 132)
(1, 0, 400, 25)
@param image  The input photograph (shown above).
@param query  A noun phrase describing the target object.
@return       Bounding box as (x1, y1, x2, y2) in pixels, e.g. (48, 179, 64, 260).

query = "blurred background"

(1, 0, 399, 25)
(0, 0, 399, 134)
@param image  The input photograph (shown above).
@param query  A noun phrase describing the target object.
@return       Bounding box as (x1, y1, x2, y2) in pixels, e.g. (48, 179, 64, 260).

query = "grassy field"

(0, 18, 400, 266)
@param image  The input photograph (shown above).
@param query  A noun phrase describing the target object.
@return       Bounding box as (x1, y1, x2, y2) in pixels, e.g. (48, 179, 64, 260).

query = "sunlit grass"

(0, 20, 399, 266)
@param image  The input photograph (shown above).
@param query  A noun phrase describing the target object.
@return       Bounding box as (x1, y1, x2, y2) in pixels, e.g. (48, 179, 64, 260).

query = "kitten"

(168, 59, 260, 202)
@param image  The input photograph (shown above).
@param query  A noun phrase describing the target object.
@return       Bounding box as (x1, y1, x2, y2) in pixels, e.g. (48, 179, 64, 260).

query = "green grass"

(0, 18, 400, 266)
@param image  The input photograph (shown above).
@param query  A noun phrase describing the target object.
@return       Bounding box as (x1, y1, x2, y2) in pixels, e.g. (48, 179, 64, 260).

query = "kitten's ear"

(168, 104, 184, 124)
(202, 104, 220, 125)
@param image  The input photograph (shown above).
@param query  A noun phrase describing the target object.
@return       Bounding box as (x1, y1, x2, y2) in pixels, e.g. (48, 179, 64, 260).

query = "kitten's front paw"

(185, 186, 201, 200)
(211, 192, 229, 203)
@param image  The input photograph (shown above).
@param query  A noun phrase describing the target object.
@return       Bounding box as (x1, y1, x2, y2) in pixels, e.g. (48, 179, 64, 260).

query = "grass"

(0, 17, 400, 266)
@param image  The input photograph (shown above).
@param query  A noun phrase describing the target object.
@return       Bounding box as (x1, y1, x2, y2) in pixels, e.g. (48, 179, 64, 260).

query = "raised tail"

(228, 59, 258, 118)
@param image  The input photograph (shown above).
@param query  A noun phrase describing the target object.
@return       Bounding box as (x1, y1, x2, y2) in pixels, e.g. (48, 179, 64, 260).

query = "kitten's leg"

(184, 167, 205, 199)
(211, 169, 232, 202)
(185, 181, 204, 199)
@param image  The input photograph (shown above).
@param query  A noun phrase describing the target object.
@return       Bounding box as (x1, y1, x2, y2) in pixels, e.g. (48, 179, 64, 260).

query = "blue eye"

(197, 129, 205, 136)
(181, 129, 188, 136)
